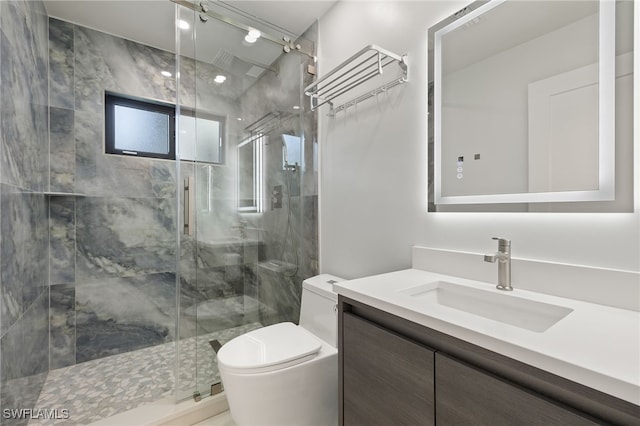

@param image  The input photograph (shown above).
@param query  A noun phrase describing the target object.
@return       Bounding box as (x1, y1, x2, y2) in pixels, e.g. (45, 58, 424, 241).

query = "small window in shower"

(105, 92, 176, 160)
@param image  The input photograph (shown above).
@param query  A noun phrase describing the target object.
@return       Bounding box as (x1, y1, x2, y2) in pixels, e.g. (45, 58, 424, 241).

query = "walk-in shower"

(0, 1, 319, 424)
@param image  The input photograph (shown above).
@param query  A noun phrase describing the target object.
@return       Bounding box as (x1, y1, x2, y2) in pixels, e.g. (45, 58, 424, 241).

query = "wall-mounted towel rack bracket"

(304, 45, 408, 117)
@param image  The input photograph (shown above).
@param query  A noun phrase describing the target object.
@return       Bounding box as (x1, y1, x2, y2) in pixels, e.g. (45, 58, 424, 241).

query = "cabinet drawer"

(342, 312, 435, 425)
(435, 353, 599, 426)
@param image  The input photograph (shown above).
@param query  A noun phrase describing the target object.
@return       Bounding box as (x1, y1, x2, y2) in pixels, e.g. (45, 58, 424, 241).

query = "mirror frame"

(432, 0, 616, 205)
(237, 134, 264, 213)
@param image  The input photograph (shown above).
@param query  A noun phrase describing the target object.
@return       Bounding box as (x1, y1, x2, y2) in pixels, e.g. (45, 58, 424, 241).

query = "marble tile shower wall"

(239, 23, 319, 326)
(47, 16, 251, 373)
(0, 1, 50, 424)
(47, 17, 180, 369)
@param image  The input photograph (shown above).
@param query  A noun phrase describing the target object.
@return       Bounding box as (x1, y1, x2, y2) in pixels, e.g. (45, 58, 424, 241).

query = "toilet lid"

(217, 322, 322, 373)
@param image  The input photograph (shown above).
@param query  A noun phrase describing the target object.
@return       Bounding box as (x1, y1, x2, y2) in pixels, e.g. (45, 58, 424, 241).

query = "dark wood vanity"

(339, 296, 640, 425)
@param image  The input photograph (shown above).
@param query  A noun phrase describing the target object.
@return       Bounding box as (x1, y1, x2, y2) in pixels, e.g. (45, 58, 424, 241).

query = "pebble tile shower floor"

(28, 323, 262, 425)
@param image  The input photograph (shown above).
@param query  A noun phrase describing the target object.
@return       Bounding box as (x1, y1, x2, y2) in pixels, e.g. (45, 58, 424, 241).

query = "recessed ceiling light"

(244, 28, 261, 44)
(214, 75, 226, 84)
(237, 117, 242, 121)
(248, 29, 261, 39)
(292, 105, 301, 110)
(177, 20, 190, 30)
(161, 70, 172, 77)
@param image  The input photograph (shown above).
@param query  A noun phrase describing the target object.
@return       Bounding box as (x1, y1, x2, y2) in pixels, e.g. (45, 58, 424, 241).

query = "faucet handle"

(483, 254, 497, 263)
(491, 237, 511, 251)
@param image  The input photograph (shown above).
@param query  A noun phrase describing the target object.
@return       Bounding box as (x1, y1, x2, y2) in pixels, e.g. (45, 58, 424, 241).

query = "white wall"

(318, 1, 640, 279)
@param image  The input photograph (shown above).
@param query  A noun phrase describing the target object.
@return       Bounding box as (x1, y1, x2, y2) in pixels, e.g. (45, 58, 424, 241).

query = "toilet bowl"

(217, 274, 344, 426)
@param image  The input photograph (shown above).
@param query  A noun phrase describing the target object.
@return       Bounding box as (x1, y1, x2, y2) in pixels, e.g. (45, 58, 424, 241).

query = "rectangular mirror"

(282, 133, 302, 170)
(237, 135, 264, 213)
(428, 0, 633, 210)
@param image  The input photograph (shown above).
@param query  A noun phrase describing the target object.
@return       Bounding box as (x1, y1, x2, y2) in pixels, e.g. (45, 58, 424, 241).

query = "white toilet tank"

(299, 274, 344, 347)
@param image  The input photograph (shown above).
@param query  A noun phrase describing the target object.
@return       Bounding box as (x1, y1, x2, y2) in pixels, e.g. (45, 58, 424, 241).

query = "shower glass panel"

(179, 113, 225, 164)
(175, 2, 317, 400)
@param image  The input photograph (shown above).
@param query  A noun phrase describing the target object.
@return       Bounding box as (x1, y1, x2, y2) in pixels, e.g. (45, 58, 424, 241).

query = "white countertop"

(334, 268, 640, 405)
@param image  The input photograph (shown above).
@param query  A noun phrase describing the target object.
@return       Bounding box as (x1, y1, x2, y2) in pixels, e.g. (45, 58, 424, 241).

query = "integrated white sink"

(399, 281, 573, 332)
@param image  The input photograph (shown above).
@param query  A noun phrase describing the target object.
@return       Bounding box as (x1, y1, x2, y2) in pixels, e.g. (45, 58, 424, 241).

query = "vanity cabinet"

(342, 313, 435, 425)
(435, 353, 597, 425)
(339, 296, 640, 426)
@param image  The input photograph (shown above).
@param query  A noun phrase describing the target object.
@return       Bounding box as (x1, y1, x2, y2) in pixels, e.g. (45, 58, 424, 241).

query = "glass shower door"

(175, 1, 315, 401)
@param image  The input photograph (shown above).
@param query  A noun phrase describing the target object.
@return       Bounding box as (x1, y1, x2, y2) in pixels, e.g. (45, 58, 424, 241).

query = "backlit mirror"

(237, 135, 264, 213)
(428, 0, 634, 211)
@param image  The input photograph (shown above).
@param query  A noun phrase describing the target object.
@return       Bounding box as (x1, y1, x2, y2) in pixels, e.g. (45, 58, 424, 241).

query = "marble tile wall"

(47, 17, 181, 369)
(0, 1, 50, 424)
(45, 14, 264, 373)
(238, 25, 319, 325)
(0, 1, 48, 191)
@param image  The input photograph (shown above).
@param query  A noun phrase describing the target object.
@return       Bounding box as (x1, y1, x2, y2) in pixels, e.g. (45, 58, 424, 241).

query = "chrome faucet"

(484, 237, 512, 291)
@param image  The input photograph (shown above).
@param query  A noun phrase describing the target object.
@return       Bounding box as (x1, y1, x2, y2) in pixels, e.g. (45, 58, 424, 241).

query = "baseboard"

(88, 393, 229, 426)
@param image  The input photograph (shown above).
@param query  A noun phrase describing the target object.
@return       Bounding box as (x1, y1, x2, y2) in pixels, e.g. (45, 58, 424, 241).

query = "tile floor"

(28, 323, 261, 425)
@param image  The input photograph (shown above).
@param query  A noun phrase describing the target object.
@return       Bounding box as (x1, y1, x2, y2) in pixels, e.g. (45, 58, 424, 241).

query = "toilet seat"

(217, 322, 323, 374)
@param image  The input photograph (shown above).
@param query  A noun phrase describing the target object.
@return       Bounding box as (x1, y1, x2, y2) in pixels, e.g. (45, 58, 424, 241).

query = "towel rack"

(245, 111, 295, 135)
(304, 44, 408, 116)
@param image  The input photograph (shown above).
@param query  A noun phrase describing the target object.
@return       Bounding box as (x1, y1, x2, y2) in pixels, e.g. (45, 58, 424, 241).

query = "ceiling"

(43, 0, 336, 64)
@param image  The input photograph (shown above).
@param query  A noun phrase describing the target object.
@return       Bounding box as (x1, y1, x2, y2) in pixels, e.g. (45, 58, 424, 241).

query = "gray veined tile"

(73, 26, 118, 112)
(73, 25, 176, 112)
(49, 196, 76, 285)
(1, 291, 48, 425)
(73, 108, 100, 188)
(74, 108, 174, 199)
(21, 290, 49, 377)
(75, 273, 176, 363)
(1, 7, 50, 190)
(49, 18, 75, 110)
(0, 91, 49, 191)
(49, 107, 75, 193)
(0, 185, 48, 336)
(0, 1, 48, 107)
(150, 161, 177, 199)
(75, 197, 176, 282)
(50, 284, 76, 370)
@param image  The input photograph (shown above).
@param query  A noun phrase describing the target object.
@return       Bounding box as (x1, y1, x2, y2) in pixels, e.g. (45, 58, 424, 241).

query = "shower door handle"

(184, 177, 195, 236)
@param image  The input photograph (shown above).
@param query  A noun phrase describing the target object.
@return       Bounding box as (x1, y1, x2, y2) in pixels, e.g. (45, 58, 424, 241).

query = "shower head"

(211, 49, 277, 78)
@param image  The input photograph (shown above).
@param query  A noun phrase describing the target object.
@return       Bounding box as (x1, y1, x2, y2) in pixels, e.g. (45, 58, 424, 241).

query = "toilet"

(217, 274, 344, 426)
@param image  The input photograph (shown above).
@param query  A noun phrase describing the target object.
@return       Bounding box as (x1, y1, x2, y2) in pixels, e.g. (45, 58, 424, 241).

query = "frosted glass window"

(178, 113, 224, 164)
(105, 93, 176, 160)
(114, 105, 170, 154)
